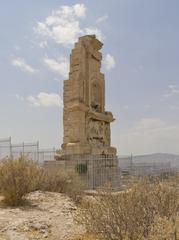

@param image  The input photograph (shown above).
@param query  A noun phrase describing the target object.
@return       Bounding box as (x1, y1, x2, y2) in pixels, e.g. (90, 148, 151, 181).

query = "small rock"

(43, 233, 48, 238)
(6, 230, 28, 240)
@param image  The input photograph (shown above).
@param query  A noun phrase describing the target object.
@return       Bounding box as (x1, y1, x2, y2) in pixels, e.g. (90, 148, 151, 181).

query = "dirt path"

(0, 191, 84, 240)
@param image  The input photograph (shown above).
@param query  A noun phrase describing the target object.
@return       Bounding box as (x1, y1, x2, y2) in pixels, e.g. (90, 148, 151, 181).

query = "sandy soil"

(0, 191, 84, 240)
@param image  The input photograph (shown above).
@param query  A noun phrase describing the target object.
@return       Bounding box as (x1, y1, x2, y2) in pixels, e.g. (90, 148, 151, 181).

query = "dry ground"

(0, 191, 84, 240)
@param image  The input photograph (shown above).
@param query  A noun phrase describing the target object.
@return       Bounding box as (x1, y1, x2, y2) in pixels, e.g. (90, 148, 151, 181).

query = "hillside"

(133, 153, 179, 169)
(0, 191, 83, 240)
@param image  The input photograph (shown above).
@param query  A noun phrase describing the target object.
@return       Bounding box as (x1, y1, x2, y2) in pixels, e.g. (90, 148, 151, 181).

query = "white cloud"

(103, 54, 116, 70)
(135, 118, 166, 131)
(44, 56, 69, 78)
(163, 84, 179, 98)
(96, 15, 108, 24)
(169, 105, 179, 110)
(34, 3, 103, 46)
(144, 104, 151, 109)
(39, 41, 48, 48)
(35, 4, 86, 46)
(116, 118, 179, 155)
(73, 3, 86, 17)
(14, 45, 21, 51)
(12, 58, 36, 74)
(122, 105, 129, 110)
(15, 94, 24, 101)
(85, 27, 103, 41)
(27, 92, 63, 107)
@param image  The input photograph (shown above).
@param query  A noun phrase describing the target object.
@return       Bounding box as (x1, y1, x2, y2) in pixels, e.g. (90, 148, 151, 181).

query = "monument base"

(61, 142, 117, 156)
(45, 154, 120, 190)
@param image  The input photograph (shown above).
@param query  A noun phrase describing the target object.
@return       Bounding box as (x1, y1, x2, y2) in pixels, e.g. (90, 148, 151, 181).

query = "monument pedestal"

(47, 154, 120, 190)
(61, 143, 117, 156)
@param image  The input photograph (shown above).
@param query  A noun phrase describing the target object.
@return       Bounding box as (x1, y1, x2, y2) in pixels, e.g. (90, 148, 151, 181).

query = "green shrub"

(76, 163, 88, 174)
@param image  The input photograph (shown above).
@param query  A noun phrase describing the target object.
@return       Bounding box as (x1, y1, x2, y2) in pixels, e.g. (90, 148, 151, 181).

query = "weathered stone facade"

(61, 35, 116, 156)
(46, 35, 120, 189)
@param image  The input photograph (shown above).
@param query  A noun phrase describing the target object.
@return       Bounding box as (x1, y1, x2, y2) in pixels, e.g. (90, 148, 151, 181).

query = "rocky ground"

(0, 191, 84, 240)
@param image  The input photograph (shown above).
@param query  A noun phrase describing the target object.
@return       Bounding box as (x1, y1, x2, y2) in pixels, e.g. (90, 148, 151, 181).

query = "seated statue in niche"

(91, 100, 101, 112)
(87, 119, 104, 146)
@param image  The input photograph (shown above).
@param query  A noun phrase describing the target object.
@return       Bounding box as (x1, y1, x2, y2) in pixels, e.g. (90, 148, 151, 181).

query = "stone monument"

(45, 35, 120, 189)
(61, 35, 117, 156)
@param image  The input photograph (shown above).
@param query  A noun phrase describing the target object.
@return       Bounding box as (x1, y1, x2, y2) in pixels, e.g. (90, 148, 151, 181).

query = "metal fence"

(38, 148, 56, 165)
(0, 137, 55, 163)
(0, 137, 178, 178)
(0, 137, 11, 159)
(118, 156, 175, 176)
(44, 154, 178, 190)
(44, 155, 121, 190)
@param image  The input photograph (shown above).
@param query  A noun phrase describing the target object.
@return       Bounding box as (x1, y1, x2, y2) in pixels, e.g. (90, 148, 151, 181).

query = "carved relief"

(62, 35, 116, 155)
(87, 119, 103, 146)
(87, 118, 110, 147)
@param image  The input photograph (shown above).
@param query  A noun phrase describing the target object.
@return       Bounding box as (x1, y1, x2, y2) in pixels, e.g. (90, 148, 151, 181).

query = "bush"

(78, 176, 179, 240)
(41, 169, 85, 203)
(0, 156, 44, 206)
(41, 169, 69, 193)
(76, 163, 88, 174)
(0, 157, 85, 205)
(147, 215, 179, 240)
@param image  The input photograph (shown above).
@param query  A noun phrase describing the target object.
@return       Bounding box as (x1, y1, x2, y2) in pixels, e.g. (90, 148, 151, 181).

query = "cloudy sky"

(0, 0, 179, 155)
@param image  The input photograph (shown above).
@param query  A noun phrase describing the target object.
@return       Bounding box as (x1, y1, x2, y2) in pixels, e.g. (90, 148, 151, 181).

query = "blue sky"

(0, 0, 179, 155)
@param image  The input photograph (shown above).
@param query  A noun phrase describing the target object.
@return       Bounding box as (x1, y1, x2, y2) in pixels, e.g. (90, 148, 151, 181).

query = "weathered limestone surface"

(45, 35, 120, 189)
(61, 35, 117, 156)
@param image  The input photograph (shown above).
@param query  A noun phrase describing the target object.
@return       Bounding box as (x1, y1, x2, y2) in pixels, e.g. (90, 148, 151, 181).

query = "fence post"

(37, 141, 39, 162)
(9, 136, 13, 159)
(53, 147, 56, 159)
(130, 153, 133, 175)
(22, 142, 25, 157)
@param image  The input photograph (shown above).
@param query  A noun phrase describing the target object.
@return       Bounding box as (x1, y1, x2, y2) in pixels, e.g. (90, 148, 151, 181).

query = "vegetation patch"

(78, 175, 179, 240)
(0, 156, 44, 206)
(76, 163, 88, 175)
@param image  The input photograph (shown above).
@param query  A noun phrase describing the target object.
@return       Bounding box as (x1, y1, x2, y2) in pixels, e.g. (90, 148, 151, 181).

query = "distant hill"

(133, 153, 179, 170)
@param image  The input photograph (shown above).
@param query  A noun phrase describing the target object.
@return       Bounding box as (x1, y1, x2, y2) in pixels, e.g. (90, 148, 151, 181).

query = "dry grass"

(0, 156, 44, 206)
(0, 156, 85, 206)
(78, 175, 179, 240)
(41, 169, 85, 203)
(71, 233, 101, 240)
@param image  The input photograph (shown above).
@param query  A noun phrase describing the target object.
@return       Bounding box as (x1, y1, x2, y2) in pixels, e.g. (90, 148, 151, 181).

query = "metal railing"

(44, 154, 121, 190)
(0, 137, 178, 178)
(118, 156, 175, 176)
(0, 137, 55, 163)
